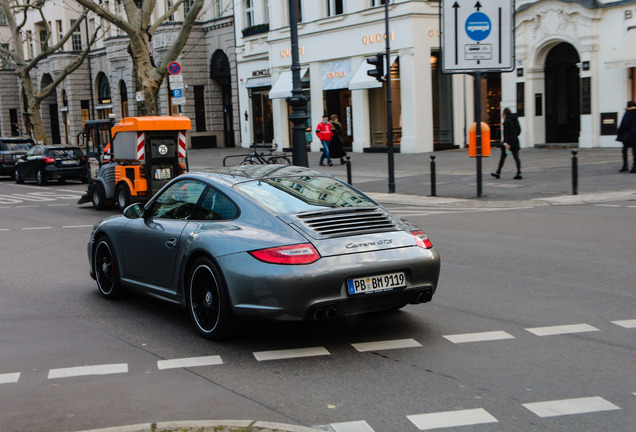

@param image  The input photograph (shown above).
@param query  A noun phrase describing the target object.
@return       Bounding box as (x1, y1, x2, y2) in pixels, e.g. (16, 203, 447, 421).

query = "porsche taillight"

(249, 243, 321, 265)
(411, 230, 433, 249)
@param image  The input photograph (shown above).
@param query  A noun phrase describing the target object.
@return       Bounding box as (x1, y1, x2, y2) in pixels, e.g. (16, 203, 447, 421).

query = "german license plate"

(347, 272, 406, 295)
(154, 168, 171, 180)
(61, 160, 77, 165)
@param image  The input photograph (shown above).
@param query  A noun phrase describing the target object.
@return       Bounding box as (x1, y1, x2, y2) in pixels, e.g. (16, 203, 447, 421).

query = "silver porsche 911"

(88, 165, 441, 339)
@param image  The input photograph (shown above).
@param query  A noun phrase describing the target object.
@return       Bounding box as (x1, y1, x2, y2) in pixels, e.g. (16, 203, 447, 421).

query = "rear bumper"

(217, 246, 441, 321)
(44, 165, 85, 180)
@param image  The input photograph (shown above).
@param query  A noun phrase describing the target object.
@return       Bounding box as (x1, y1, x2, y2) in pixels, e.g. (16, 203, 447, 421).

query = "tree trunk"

(19, 72, 47, 144)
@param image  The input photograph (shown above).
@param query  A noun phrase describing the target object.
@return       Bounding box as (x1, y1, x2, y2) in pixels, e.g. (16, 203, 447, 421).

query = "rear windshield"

(2, 142, 32, 151)
(235, 176, 376, 214)
(46, 148, 84, 158)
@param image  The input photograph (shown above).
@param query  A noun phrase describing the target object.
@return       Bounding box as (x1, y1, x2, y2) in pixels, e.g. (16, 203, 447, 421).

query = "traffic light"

(366, 53, 385, 82)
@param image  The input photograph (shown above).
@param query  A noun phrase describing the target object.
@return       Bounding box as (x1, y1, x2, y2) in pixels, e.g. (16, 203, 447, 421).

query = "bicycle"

(241, 146, 292, 165)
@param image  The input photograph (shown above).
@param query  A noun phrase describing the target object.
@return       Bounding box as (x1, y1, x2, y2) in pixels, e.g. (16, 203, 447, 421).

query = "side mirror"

(123, 203, 145, 219)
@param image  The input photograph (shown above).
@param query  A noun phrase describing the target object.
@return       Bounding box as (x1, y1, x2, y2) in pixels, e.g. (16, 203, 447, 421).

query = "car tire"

(14, 167, 23, 184)
(186, 257, 234, 340)
(93, 237, 122, 299)
(36, 168, 47, 185)
(115, 183, 131, 212)
(91, 182, 109, 210)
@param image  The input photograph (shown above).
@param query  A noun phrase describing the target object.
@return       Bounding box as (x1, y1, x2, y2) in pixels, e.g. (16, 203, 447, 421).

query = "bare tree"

(0, 0, 98, 144)
(72, 0, 203, 116)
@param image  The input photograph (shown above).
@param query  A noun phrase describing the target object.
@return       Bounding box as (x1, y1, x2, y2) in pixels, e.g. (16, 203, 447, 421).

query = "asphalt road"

(0, 177, 634, 432)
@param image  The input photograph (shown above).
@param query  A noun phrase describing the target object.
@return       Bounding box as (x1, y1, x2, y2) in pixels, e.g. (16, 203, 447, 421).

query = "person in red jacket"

(316, 114, 333, 166)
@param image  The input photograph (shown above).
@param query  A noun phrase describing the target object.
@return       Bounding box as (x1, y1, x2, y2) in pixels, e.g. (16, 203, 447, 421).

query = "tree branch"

(73, 0, 136, 35)
(155, 0, 203, 74)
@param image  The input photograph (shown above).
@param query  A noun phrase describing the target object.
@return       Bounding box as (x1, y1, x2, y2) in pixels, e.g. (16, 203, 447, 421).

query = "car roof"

(191, 165, 328, 187)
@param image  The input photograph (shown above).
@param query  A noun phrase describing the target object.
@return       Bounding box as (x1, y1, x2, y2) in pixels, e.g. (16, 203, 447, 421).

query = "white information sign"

(441, 0, 515, 73)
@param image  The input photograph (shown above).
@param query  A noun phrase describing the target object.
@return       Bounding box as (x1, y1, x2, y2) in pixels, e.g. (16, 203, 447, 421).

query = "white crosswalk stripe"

(407, 408, 498, 430)
(522, 396, 620, 418)
(157, 355, 223, 370)
(48, 363, 128, 379)
(0, 372, 20, 384)
(351, 338, 421, 352)
(443, 330, 515, 344)
(253, 346, 330, 361)
(525, 323, 600, 336)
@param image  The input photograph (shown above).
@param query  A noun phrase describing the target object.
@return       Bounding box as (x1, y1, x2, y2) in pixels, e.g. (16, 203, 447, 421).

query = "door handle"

(165, 238, 177, 248)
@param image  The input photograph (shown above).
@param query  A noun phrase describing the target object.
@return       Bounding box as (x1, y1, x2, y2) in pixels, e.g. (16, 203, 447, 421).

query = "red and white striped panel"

(136, 132, 145, 160)
(178, 131, 186, 158)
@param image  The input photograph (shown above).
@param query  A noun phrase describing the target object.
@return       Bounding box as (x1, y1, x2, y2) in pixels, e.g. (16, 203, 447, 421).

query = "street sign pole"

(384, 0, 395, 194)
(441, 0, 515, 198)
(473, 71, 482, 197)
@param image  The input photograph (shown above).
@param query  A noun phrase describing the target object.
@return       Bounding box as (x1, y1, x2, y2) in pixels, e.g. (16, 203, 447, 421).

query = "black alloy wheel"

(94, 237, 122, 299)
(36, 168, 47, 185)
(187, 258, 233, 340)
(14, 167, 23, 184)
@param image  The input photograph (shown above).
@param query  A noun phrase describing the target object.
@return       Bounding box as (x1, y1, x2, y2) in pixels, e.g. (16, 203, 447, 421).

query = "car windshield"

(235, 176, 376, 214)
(3, 142, 32, 151)
(47, 148, 83, 158)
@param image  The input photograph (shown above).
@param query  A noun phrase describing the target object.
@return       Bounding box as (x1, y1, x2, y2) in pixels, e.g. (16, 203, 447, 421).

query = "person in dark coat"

(616, 100, 636, 173)
(329, 114, 347, 164)
(491, 107, 522, 180)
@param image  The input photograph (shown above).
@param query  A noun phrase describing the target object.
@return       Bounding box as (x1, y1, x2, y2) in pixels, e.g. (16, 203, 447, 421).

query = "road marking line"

(0, 228, 9, 232)
(525, 323, 599, 336)
(0, 372, 20, 384)
(522, 396, 620, 418)
(157, 355, 223, 370)
(48, 203, 71, 207)
(48, 363, 128, 379)
(352, 338, 422, 352)
(594, 204, 622, 207)
(22, 226, 52, 230)
(407, 408, 498, 430)
(330, 420, 375, 432)
(16, 205, 38, 208)
(63, 224, 93, 229)
(611, 319, 636, 328)
(443, 331, 515, 344)
(253, 347, 330, 361)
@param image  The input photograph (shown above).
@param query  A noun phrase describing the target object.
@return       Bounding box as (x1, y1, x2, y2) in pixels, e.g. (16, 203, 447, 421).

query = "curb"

(74, 420, 322, 432)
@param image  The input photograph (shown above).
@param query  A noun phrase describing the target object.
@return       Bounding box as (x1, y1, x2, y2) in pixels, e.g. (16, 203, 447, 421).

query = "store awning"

(348, 55, 398, 90)
(268, 68, 308, 99)
(246, 76, 272, 88)
(605, 27, 636, 69)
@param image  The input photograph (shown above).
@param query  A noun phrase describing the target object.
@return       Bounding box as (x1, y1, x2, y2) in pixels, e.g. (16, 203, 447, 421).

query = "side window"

(191, 187, 239, 221)
(148, 180, 206, 220)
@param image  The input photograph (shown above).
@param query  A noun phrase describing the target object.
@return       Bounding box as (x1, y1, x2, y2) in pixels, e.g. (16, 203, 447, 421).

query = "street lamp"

(286, 0, 309, 167)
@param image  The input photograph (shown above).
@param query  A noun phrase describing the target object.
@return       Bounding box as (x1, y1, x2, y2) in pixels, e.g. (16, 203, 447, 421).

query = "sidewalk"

(188, 146, 636, 207)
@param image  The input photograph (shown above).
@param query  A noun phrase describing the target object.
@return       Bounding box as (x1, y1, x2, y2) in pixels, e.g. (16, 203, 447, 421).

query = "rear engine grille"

(295, 208, 398, 238)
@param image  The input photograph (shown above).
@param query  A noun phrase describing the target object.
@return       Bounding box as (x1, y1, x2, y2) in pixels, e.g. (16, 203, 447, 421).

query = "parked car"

(0, 137, 35, 178)
(88, 165, 441, 340)
(14, 145, 88, 185)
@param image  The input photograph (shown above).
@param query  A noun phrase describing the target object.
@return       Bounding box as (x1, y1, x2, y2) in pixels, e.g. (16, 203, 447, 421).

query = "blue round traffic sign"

(168, 61, 181, 75)
(465, 12, 491, 42)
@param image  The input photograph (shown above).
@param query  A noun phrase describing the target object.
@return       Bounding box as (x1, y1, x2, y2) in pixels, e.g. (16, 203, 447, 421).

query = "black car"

(15, 145, 88, 185)
(0, 137, 35, 178)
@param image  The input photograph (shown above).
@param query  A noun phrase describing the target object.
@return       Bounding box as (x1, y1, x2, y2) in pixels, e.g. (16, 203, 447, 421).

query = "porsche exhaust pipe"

(410, 289, 433, 305)
(311, 306, 338, 320)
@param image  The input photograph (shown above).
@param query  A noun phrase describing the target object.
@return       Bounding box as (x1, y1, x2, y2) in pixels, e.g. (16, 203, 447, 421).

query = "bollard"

(345, 156, 352, 185)
(430, 155, 437, 197)
(571, 150, 578, 195)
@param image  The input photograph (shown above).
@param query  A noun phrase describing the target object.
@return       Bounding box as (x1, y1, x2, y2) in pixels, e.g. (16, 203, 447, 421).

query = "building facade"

(0, 0, 239, 149)
(235, 0, 479, 154)
(501, 0, 636, 149)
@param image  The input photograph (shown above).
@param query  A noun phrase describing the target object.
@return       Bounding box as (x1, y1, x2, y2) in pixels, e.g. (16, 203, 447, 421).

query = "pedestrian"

(491, 107, 522, 180)
(329, 114, 347, 165)
(316, 114, 333, 166)
(616, 100, 636, 173)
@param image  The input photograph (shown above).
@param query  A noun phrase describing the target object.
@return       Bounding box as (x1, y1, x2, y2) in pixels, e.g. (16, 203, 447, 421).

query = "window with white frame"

(0, 8, 7, 25)
(56, 20, 63, 43)
(26, 31, 34, 58)
(327, 0, 344, 16)
(184, 0, 195, 16)
(214, 0, 222, 18)
(70, 20, 82, 51)
(372, 0, 391, 5)
(245, 0, 254, 27)
(166, 0, 175, 21)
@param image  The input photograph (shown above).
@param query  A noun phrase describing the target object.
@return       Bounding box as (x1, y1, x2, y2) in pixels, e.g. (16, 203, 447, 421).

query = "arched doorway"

(544, 43, 580, 144)
(210, 50, 235, 147)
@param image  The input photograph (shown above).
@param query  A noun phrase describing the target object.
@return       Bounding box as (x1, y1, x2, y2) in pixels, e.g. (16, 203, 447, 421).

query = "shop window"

(369, 58, 401, 148)
(251, 88, 274, 144)
(327, 0, 344, 16)
(119, 80, 129, 118)
(81, 100, 90, 123)
(430, 52, 453, 149)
